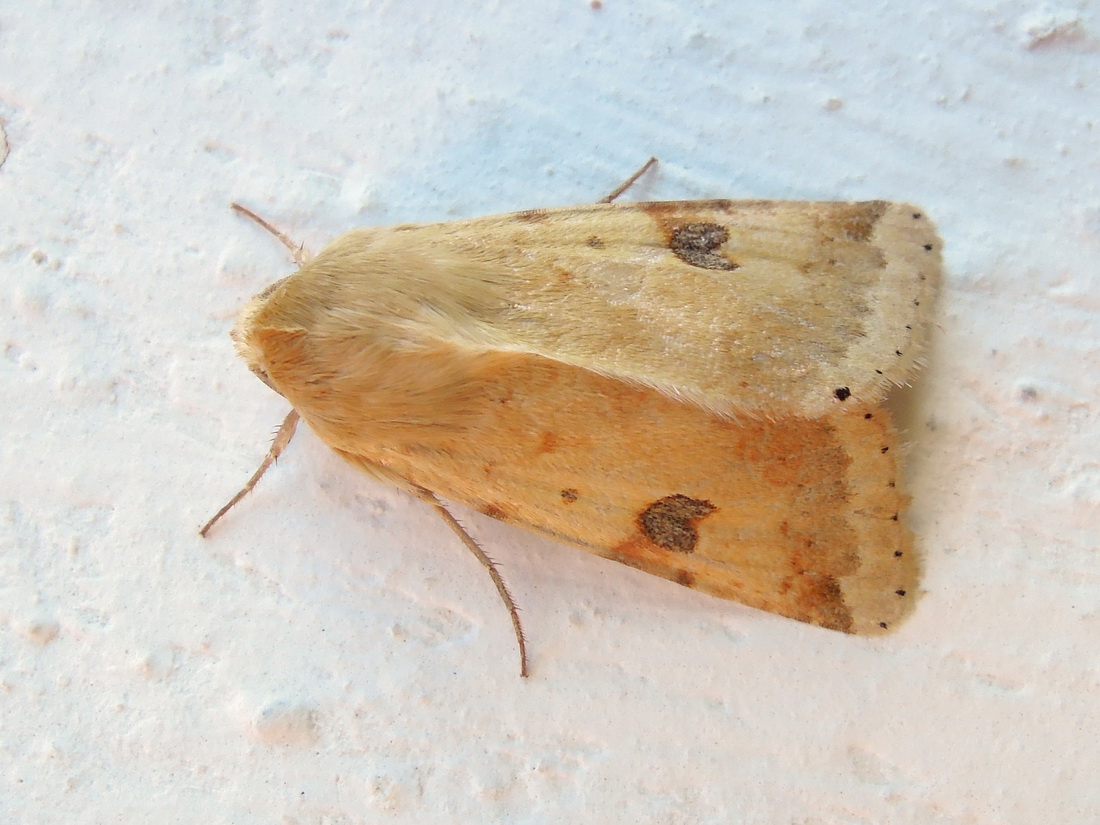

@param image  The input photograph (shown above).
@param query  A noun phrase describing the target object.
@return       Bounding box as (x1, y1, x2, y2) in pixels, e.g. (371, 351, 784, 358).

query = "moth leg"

(598, 156, 658, 203)
(412, 486, 529, 678)
(200, 409, 301, 536)
(231, 203, 311, 267)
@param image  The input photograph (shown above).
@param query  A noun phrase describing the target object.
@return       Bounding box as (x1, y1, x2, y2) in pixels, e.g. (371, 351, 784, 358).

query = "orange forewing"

(265, 339, 916, 635)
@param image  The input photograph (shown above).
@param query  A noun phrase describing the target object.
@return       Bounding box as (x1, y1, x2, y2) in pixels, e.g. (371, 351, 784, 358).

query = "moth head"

(230, 277, 289, 395)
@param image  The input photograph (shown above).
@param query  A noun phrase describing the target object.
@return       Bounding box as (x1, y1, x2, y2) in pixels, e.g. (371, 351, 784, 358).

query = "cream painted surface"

(1, 2, 1097, 822)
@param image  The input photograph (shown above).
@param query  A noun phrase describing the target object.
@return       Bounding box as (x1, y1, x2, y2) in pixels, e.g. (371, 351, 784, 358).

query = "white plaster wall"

(2, 1, 1098, 822)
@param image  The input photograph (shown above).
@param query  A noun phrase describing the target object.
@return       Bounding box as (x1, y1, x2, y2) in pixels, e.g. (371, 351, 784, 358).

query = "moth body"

(211, 179, 942, 673)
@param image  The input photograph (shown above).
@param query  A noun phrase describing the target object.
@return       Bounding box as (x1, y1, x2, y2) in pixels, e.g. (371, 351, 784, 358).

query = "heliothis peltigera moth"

(203, 159, 941, 677)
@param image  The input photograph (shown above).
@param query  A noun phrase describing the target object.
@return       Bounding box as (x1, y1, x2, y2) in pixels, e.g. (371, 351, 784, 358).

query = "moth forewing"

(274, 199, 940, 419)
(310, 351, 917, 636)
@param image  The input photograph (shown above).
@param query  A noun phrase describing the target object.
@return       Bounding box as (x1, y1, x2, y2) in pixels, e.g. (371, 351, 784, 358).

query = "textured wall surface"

(2, 1, 1098, 822)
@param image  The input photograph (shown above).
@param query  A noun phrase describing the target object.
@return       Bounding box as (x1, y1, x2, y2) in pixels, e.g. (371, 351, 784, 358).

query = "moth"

(203, 159, 942, 676)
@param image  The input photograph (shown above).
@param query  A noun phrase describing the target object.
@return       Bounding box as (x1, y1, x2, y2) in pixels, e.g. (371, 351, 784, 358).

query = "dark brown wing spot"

(553, 266, 575, 286)
(537, 432, 558, 454)
(480, 503, 509, 521)
(638, 494, 717, 553)
(560, 488, 579, 504)
(835, 201, 887, 242)
(669, 223, 739, 271)
(802, 574, 853, 633)
(586, 235, 605, 248)
(674, 569, 696, 587)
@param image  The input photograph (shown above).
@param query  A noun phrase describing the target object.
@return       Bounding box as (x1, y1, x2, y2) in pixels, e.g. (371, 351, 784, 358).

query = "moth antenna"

(231, 203, 311, 267)
(599, 156, 658, 203)
(413, 486, 530, 678)
(200, 409, 301, 537)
